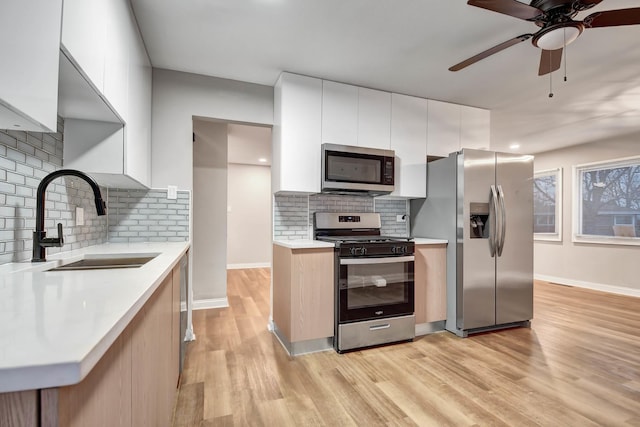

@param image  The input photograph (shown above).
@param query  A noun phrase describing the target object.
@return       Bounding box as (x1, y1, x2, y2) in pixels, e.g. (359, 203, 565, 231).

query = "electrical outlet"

(167, 185, 177, 200)
(396, 214, 406, 223)
(76, 207, 85, 226)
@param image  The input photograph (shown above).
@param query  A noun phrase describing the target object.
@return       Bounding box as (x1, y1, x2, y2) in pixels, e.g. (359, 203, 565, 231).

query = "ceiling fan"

(450, 0, 640, 76)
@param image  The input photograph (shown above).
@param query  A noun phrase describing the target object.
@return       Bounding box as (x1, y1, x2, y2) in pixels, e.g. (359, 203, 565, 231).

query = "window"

(534, 168, 562, 241)
(573, 156, 640, 244)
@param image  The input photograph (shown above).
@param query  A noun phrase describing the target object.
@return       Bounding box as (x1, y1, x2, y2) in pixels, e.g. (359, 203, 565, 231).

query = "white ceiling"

(130, 0, 640, 154)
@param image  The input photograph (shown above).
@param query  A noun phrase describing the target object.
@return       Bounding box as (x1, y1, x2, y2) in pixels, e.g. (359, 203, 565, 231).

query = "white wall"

(193, 120, 228, 303)
(227, 163, 271, 268)
(151, 69, 273, 306)
(534, 134, 640, 296)
(151, 68, 273, 190)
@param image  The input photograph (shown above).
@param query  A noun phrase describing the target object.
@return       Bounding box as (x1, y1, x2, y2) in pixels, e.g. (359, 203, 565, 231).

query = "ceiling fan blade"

(538, 48, 563, 76)
(449, 34, 532, 72)
(583, 8, 640, 28)
(467, 0, 544, 21)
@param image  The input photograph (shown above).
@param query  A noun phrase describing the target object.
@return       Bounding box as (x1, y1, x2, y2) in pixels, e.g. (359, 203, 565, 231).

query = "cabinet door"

(390, 93, 428, 198)
(460, 106, 490, 151)
(0, 0, 62, 132)
(291, 249, 334, 341)
(61, 0, 107, 94)
(124, 12, 152, 187)
(322, 80, 358, 146)
(273, 73, 322, 193)
(414, 244, 447, 325)
(103, 0, 131, 120)
(427, 100, 461, 157)
(358, 87, 391, 149)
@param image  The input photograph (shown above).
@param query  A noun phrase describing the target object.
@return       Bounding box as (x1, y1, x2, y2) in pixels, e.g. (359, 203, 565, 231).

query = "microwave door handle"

(340, 256, 415, 265)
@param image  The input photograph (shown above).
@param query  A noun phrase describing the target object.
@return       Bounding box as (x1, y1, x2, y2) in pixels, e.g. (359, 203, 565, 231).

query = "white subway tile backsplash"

(1, 119, 191, 264)
(273, 193, 410, 240)
(107, 189, 190, 243)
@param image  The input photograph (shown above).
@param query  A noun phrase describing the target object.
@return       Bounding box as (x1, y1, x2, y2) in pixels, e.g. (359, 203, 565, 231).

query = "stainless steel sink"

(47, 254, 159, 271)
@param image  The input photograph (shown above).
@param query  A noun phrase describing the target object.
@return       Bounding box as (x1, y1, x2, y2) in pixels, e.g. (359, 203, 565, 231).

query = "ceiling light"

(509, 143, 520, 150)
(533, 23, 583, 51)
(258, 158, 267, 163)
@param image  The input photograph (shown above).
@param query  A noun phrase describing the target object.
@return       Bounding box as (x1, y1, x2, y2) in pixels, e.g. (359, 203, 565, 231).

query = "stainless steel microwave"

(321, 143, 395, 195)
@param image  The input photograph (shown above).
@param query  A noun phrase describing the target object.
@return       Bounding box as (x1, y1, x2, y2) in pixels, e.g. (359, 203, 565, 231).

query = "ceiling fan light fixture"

(533, 24, 583, 50)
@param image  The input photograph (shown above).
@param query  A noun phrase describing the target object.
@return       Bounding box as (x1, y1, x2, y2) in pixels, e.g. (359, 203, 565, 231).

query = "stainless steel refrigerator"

(410, 149, 534, 337)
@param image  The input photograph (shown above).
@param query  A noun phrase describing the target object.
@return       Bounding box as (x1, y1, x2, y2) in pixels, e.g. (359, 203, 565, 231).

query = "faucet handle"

(39, 223, 64, 247)
(57, 222, 64, 245)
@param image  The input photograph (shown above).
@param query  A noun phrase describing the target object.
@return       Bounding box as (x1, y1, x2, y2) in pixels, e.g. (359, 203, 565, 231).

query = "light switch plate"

(167, 185, 177, 200)
(76, 207, 85, 226)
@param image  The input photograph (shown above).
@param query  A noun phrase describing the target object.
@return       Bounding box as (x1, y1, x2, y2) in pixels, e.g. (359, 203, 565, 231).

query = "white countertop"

(413, 237, 448, 245)
(273, 239, 335, 249)
(0, 241, 189, 393)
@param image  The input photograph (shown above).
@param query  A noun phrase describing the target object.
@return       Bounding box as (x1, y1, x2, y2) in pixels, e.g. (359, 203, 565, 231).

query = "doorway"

(192, 118, 271, 309)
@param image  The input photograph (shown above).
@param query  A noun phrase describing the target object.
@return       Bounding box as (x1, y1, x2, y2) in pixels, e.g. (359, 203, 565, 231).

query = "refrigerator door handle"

(489, 185, 499, 257)
(497, 184, 507, 256)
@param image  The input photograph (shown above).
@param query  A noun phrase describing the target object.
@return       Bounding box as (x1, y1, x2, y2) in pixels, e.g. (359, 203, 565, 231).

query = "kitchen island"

(0, 241, 189, 426)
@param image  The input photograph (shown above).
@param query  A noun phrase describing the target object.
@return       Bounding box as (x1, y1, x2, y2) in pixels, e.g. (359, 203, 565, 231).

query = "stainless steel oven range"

(314, 212, 415, 353)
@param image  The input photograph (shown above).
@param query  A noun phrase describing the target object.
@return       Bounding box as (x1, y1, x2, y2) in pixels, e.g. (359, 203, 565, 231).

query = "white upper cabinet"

(0, 0, 62, 132)
(427, 100, 491, 157)
(103, 0, 131, 120)
(460, 106, 490, 151)
(427, 100, 461, 158)
(61, 0, 106, 95)
(321, 81, 358, 146)
(124, 15, 152, 187)
(60, 0, 151, 188)
(390, 94, 428, 198)
(321, 82, 392, 149)
(357, 88, 391, 149)
(273, 73, 323, 193)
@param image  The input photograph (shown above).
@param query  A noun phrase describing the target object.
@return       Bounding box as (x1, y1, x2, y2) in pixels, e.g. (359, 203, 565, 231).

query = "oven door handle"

(339, 256, 415, 265)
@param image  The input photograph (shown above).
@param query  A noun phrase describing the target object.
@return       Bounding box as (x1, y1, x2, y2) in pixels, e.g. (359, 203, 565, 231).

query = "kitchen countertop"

(413, 237, 448, 245)
(0, 241, 189, 393)
(273, 239, 335, 249)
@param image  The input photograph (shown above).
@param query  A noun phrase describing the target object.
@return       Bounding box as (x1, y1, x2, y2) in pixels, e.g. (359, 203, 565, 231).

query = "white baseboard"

(535, 274, 640, 298)
(191, 297, 229, 310)
(227, 262, 271, 270)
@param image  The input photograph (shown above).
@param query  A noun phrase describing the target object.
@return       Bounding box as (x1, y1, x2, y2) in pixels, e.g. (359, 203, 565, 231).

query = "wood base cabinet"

(414, 244, 447, 326)
(0, 260, 183, 427)
(272, 245, 334, 343)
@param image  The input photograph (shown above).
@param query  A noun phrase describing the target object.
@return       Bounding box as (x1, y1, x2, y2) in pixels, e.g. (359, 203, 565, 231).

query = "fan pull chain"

(549, 50, 554, 98)
(564, 28, 568, 82)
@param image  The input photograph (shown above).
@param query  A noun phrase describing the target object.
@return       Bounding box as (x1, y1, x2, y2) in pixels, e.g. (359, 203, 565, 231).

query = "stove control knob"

(350, 247, 366, 256)
(392, 246, 406, 254)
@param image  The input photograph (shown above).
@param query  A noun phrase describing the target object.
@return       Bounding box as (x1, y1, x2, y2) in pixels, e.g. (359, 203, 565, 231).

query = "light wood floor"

(173, 269, 640, 426)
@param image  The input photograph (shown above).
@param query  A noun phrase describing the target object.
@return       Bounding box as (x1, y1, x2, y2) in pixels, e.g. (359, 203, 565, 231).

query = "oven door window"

(339, 256, 414, 321)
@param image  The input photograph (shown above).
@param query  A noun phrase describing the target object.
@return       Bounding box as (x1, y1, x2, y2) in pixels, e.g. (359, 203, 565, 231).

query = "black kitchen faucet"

(32, 169, 107, 262)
